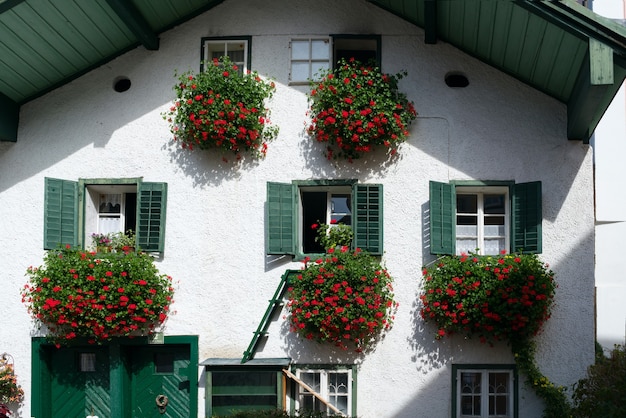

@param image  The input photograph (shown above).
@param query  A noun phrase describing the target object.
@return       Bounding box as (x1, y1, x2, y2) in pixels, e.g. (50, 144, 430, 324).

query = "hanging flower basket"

(22, 245, 175, 345)
(307, 57, 417, 161)
(0, 355, 23, 413)
(163, 56, 278, 160)
(420, 251, 556, 343)
(287, 231, 397, 351)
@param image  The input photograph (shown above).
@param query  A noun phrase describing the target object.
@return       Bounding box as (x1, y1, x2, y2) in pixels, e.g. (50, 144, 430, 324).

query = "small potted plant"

(307, 57, 417, 161)
(0, 354, 23, 417)
(111, 230, 136, 253)
(163, 56, 279, 161)
(91, 233, 112, 253)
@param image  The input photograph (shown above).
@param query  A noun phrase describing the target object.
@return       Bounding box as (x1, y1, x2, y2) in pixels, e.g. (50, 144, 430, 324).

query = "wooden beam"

(0, 93, 19, 142)
(105, 0, 159, 50)
(424, 0, 438, 44)
(589, 38, 614, 85)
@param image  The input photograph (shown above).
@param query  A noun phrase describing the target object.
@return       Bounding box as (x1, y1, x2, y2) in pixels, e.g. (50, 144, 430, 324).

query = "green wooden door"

(128, 344, 192, 417)
(48, 346, 111, 418)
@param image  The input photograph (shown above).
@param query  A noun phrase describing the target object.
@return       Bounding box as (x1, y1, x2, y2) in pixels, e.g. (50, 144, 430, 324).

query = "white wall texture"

(0, 0, 596, 416)
(592, 0, 626, 351)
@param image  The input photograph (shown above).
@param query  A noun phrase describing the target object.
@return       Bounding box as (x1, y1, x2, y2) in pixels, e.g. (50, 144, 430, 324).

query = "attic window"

(445, 72, 469, 88)
(113, 77, 131, 93)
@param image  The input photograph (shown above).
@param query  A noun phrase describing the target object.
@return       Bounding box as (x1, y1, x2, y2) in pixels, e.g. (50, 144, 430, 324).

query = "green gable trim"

(105, 0, 159, 50)
(0, 92, 18, 141)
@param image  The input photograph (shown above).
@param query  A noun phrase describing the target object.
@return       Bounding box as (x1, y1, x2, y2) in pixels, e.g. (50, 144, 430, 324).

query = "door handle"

(156, 394, 169, 414)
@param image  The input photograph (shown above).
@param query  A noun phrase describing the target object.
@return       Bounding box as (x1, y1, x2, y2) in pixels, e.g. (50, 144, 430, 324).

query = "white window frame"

(456, 368, 515, 418)
(295, 368, 353, 416)
(455, 186, 509, 256)
(201, 37, 250, 72)
(289, 37, 331, 84)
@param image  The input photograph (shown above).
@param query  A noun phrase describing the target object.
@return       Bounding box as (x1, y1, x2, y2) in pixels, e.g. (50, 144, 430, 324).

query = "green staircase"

(242, 269, 299, 363)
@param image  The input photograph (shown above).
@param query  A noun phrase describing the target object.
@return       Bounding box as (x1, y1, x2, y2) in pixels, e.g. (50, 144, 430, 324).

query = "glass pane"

(456, 225, 478, 237)
(154, 353, 174, 373)
(484, 194, 505, 214)
(484, 238, 505, 255)
(457, 215, 477, 226)
(99, 194, 121, 213)
(489, 373, 510, 416)
(457, 194, 477, 213)
(484, 225, 505, 237)
(300, 372, 321, 393)
(79, 353, 96, 372)
(461, 372, 482, 416)
(291, 62, 310, 82)
(212, 371, 277, 395)
(311, 62, 329, 79)
(485, 216, 505, 226)
(330, 395, 348, 415)
(311, 39, 330, 59)
(291, 40, 310, 60)
(331, 194, 351, 225)
(457, 239, 478, 255)
(98, 216, 120, 235)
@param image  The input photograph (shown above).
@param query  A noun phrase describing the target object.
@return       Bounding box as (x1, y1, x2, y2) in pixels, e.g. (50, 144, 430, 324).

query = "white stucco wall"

(0, 0, 596, 416)
(591, 0, 626, 351)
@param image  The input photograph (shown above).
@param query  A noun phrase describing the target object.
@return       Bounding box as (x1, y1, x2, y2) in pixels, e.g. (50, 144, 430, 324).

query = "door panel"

(129, 345, 191, 418)
(48, 346, 111, 418)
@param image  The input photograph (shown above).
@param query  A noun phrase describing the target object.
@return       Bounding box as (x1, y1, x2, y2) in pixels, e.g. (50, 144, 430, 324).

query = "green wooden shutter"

(266, 182, 295, 255)
(137, 182, 167, 252)
(44, 177, 78, 249)
(429, 181, 455, 255)
(353, 183, 383, 255)
(511, 181, 542, 253)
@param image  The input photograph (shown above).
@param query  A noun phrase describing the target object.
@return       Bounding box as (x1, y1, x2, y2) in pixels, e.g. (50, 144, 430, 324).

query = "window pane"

(291, 62, 310, 82)
(457, 194, 477, 213)
(311, 62, 330, 79)
(484, 225, 505, 237)
(484, 238, 505, 255)
(489, 372, 510, 416)
(291, 40, 310, 60)
(457, 238, 478, 254)
(300, 372, 321, 393)
(331, 194, 351, 225)
(461, 372, 482, 416)
(154, 353, 174, 374)
(457, 225, 478, 236)
(484, 195, 505, 214)
(311, 39, 329, 59)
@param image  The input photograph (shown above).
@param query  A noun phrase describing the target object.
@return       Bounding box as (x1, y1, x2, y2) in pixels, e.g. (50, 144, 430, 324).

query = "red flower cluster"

(22, 245, 174, 345)
(164, 56, 278, 160)
(287, 247, 397, 351)
(420, 252, 556, 344)
(307, 57, 417, 161)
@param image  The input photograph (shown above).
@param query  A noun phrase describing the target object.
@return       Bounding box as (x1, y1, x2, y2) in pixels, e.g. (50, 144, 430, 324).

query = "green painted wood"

(353, 184, 383, 255)
(44, 177, 78, 249)
(137, 182, 167, 252)
(266, 182, 295, 255)
(242, 270, 299, 363)
(589, 38, 614, 85)
(429, 181, 455, 255)
(130, 345, 191, 418)
(105, 0, 159, 50)
(0, 93, 18, 141)
(511, 181, 542, 254)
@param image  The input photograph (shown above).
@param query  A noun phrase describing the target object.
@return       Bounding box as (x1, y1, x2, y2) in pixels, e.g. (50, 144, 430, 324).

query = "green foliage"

(313, 222, 353, 250)
(163, 56, 278, 160)
(287, 246, 397, 351)
(421, 252, 569, 416)
(0, 358, 23, 405)
(22, 245, 174, 345)
(571, 345, 626, 417)
(420, 252, 556, 343)
(513, 340, 572, 418)
(307, 57, 417, 161)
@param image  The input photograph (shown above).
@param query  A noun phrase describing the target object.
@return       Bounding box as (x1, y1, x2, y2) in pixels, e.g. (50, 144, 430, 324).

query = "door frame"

(31, 335, 198, 417)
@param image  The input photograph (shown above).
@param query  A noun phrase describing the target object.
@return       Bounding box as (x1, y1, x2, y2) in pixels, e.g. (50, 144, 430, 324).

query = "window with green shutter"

(429, 181, 541, 255)
(266, 180, 383, 257)
(43, 178, 167, 253)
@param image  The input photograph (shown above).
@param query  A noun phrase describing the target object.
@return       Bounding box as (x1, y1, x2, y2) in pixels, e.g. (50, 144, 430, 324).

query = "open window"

(201, 36, 251, 73)
(44, 177, 167, 253)
(289, 35, 381, 84)
(429, 181, 541, 255)
(266, 180, 383, 257)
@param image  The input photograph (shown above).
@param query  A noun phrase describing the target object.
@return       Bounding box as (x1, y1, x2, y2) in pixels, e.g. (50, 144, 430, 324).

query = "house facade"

(0, 0, 624, 417)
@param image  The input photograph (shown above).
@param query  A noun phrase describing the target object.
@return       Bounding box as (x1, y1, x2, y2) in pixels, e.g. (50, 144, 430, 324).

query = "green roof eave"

(0, 93, 18, 142)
